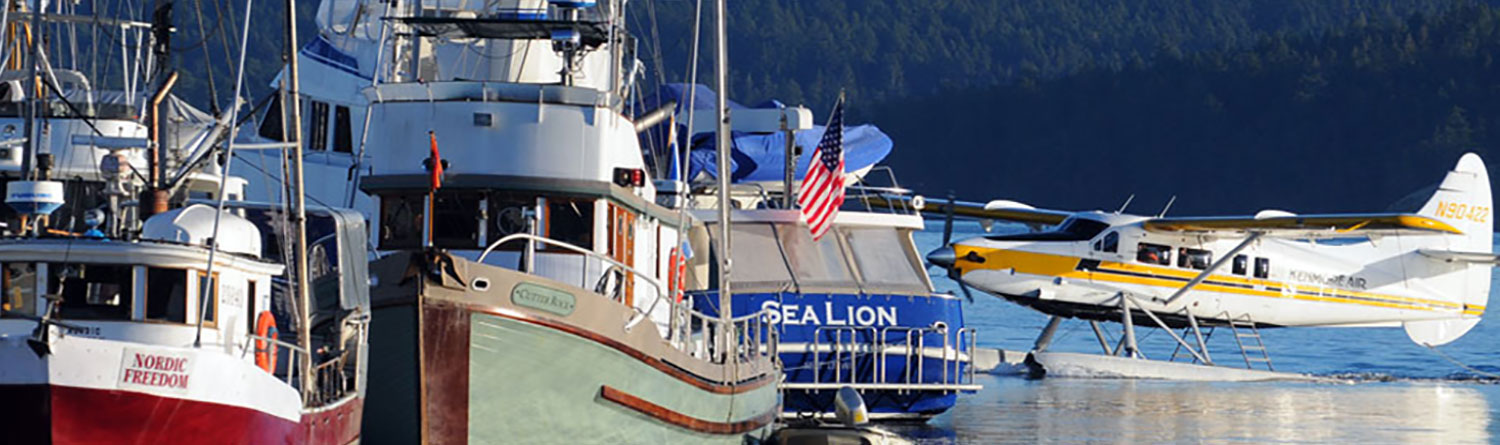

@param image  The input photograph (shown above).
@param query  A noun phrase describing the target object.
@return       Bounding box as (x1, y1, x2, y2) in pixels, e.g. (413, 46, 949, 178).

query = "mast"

(20, 0, 42, 180)
(713, 0, 731, 365)
(283, 0, 314, 403)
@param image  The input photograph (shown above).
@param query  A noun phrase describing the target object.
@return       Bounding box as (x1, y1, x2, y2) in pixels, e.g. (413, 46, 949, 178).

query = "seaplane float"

(877, 153, 1494, 381)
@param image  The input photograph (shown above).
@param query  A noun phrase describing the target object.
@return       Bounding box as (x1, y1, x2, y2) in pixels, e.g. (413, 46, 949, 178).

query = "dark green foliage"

(877, 2, 1500, 215)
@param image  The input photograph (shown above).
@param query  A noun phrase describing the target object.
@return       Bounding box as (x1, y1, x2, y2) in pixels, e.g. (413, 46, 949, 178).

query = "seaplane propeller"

(926, 193, 974, 302)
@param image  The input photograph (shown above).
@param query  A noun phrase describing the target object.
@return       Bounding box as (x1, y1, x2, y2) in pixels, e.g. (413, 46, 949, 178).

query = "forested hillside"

(641, 0, 1467, 115)
(877, 2, 1500, 215)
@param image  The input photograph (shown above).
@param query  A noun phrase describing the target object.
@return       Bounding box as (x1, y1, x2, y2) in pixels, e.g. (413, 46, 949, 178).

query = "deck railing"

(783, 323, 980, 392)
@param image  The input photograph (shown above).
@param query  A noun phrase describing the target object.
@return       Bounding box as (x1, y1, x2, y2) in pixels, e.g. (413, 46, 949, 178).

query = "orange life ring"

(667, 248, 682, 303)
(255, 311, 279, 373)
(674, 253, 687, 303)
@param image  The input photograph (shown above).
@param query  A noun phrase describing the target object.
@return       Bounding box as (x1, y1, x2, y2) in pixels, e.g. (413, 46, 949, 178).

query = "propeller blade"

(942, 193, 956, 246)
(957, 275, 975, 303)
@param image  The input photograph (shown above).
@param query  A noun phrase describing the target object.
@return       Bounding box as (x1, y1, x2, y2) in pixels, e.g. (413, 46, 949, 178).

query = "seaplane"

(893, 153, 1494, 380)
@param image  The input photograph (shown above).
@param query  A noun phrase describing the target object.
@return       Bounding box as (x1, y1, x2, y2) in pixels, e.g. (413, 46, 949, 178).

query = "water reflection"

(901, 375, 1492, 444)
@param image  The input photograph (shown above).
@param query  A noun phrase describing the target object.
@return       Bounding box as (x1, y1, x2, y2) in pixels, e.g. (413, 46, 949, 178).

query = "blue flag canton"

(816, 104, 844, 170)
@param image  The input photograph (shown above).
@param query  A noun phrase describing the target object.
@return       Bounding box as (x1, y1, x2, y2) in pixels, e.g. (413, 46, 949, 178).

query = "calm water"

(898, 222, 1500, 444)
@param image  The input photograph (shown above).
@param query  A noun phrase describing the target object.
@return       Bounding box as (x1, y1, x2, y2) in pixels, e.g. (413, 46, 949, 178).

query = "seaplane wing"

(862, 195, 1070, 225)
(1141, 212, 1462, 239)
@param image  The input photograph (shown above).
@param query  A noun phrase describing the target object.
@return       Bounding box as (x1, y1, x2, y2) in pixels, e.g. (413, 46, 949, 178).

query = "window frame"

(1254, 257, 1271, 279)
(1232, 255, 1248, 275)
(1136, 242, 1172, 266)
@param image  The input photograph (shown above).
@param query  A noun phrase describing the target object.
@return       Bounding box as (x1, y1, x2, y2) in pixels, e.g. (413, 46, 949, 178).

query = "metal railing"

(788, 323, 979, 392)
(672, 294, 779, 366)
(479, 233, 670, 331)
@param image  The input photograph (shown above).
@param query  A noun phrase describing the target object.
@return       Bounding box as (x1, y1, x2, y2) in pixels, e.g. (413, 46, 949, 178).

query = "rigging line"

(642, 0, 665, 88)
(194, 0, 256, 348)
(680, 0, 702, 185)
(188, 0, 220, 114)
(1426, 344, 1500, 379)
(232, 151, 337, 209)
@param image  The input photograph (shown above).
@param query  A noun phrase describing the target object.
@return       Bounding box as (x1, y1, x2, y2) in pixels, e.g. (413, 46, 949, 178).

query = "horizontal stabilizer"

(1418, 248, 1500, 265)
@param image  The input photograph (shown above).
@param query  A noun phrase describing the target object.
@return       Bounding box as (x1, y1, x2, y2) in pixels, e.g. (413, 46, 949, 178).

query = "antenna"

(1115, 194, 1135, 214)
(1157, 195, 1177, 218)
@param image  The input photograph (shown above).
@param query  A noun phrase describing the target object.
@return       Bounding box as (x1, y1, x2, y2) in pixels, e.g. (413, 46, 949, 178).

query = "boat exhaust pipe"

(633, 100, 677, 133)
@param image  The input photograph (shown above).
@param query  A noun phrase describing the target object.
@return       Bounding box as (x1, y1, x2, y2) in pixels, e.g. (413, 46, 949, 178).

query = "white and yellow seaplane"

(908, 153, 1494, 380)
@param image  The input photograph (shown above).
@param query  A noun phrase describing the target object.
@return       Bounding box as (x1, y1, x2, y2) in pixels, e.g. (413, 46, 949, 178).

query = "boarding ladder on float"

(1227, 314, 1274, 371)
(780, 325, 982, 393)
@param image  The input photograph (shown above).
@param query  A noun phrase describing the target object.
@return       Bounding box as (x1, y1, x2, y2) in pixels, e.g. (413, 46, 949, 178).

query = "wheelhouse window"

(50, 263, 132, 320)
(775, 224, 858, 289)
(197, 272, 218, 327)
(432, 192, 482, 249)
(1136, 243, 1172, 265)
(845, 228, 928, 291)
(545, 198, 594, 251)
(1177, 248, 1212, 270)
(1, 262, 35, 317)
(146, 268, 188, 323)
(1254, 257, 1271, 279)
(258, 95, 286, 141)
(308, 100, 329, 151)
(708, 223, 793, 288)
(379, 193, 425, 249)
(1232, 255, 1248, 275)
(333, 105, 353, 153)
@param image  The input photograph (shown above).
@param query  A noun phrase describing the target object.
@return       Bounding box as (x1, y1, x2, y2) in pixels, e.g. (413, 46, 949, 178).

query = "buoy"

(255, 311, 279, 373)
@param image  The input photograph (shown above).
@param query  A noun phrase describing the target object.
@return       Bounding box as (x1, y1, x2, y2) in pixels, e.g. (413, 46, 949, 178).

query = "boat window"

(487, 191, 537, 250)
(775, 223, 858, 289)
(1232, 255, 1248, 275)
(845, 228, 928, 291)
(379, 193, 425, 249)
(708, 223, 793, 287)
(146, 268, 188, 323)
(1177, 248, 1212, 270)
(1, 262, 35, 317)
(432, 192, 482, 249)
(258, 95, 286, 141)
(1254, 257, 1271, 279)
(308, 100, 329, 151)
(545, 198, 594, 251)
(987, 217, 1109, 242)
(1136, 243, 1172, 265)
(50, 263, 132, 321)
(197, 272, 218, 326)
(333, 105, 353, 153)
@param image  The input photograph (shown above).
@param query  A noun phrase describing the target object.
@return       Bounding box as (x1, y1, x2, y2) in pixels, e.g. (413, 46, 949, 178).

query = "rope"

(1425, 344, 1500, 379)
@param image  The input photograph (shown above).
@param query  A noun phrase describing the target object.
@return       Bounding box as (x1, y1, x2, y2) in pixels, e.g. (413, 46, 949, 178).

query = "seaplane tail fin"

(1405, 152, 1492, 346)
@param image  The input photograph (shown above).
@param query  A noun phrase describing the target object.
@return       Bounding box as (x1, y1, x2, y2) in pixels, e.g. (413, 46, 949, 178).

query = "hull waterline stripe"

(598, 385, 777, 435)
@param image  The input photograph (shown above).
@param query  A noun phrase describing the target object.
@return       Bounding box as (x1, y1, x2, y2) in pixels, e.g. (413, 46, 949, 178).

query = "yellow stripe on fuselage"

(955, 246, 1483, 316)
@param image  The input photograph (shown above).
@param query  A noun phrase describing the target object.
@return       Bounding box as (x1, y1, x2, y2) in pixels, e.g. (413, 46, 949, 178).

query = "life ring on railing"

(675, 252, 687, 303)
(667, 248, 683, 303)
(255, 311, 279, 373)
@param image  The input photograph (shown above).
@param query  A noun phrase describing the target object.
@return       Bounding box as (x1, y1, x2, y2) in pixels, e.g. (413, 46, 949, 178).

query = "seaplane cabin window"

(1232, 255, 1248, 275)
(49, 263, 133, 321)
(379, 193, 426, 249)
(1177, 248, 1212, 270)
(1092, 231, 1119, 253)
(146, 268, 189, 323)
(333, 105, 353, 153)
(432, 192, 483, 249)
(1254, 257, 1271, 279)
(1, 262, 35, 317)
(1136, 243, 1172, 266)
(308, 101, 329, 151)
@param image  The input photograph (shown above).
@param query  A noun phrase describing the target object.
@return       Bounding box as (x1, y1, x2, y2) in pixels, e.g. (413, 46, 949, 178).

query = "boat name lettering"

(511, 282, 576, 316)
(118, 349, 194, 393)
(1286, 270, 1367, 290)
(759, 301, 898, 327)
(63, 325, 102, 337)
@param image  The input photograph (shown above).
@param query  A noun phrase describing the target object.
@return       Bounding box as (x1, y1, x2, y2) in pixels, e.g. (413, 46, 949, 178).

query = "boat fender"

(668, 248, 687, 302)
(255, 311, 279, 373)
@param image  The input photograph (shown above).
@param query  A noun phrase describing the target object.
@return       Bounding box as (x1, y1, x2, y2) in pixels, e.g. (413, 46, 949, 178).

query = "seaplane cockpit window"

(1099, 232, 1119, 253)
(987, 218, 1109, 242)
(1136, 243, 1172, 265)
(1, 262, 35, 317)
(1177, 248, 1212, 270)
(1232, 255, 1248, 275)
(432, 192, 483, 248)
(379, 194, 426, 249)
(50, 263, 133, 320)
(146, 268, 188, 323)
(1254, 257, 1271, 279)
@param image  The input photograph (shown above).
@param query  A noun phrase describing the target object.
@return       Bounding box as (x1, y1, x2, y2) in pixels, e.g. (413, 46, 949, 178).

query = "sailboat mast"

(713, 0, 732, 363)
(20, 0, 42, 180)
(282, 0, 314, 403)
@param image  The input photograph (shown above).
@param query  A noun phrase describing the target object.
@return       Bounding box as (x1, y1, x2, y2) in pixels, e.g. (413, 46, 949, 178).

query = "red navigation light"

(613, 167, 646, 188)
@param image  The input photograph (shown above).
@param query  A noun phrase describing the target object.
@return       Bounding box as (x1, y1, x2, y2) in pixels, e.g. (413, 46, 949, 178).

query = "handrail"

(478, 233, 669, 331)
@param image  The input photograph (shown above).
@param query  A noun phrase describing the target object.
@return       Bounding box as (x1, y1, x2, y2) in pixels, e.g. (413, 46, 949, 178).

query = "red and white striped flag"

(797, 97, 845, 240)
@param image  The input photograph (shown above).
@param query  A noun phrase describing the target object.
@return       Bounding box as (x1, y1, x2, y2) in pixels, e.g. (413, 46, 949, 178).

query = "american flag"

(798, 97, 845, 240)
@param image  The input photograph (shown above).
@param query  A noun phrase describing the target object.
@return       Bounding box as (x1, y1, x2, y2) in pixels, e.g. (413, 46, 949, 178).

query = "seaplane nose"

(927, 246, 957, 269)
